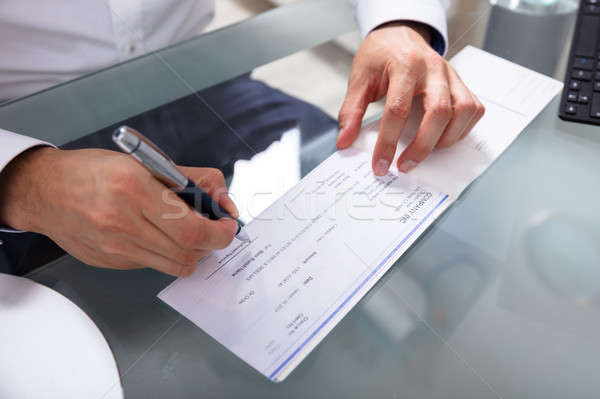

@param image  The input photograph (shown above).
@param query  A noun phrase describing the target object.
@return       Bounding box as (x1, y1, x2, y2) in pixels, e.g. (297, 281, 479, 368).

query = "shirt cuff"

(351, 0, 449, 57)
(0, 129, 56, 233)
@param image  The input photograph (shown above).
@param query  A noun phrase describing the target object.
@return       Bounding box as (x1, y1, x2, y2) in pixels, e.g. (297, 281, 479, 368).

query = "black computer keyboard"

(559, 0, 600, 125)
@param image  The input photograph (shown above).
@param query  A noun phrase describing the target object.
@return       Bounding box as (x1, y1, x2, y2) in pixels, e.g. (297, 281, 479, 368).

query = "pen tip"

(236, 228, 251, 243)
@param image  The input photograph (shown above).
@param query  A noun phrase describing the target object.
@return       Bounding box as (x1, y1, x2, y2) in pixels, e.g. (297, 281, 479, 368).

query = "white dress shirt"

(0, 0, 448, 214)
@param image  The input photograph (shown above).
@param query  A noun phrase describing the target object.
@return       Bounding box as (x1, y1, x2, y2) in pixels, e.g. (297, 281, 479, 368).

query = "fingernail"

(374, 159, 390, 176)
(223, 195, 239, 218)
(229, 203, 240, 219)
(399, 160, 418, 173)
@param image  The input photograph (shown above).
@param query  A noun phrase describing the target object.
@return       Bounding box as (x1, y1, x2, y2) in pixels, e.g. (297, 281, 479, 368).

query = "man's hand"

(0, 147, 238, 277)
(337, 22, 485, 176)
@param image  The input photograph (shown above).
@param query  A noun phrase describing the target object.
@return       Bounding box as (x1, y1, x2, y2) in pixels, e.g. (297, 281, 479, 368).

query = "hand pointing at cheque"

(337, 22, 485, 176)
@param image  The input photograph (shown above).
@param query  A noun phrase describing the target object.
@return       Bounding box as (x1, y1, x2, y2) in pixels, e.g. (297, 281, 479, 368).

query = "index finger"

(141, 178, 238, 250)
(181, 166, 239, 219)
(372, 74, 416, 176)
(337, 75, 371, 149)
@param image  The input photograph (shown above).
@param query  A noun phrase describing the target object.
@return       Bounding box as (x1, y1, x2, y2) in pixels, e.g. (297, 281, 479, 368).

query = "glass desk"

(2, 0, 600, 397)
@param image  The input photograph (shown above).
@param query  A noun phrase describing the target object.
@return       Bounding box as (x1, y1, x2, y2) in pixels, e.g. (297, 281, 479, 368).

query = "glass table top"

(3, 0, 600, 398)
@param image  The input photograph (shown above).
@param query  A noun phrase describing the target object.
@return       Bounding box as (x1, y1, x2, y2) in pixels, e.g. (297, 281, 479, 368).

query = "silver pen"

(112, 126, 250, 242)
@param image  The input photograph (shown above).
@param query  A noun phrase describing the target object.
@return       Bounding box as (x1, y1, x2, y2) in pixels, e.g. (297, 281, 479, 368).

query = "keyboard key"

(575, 57, 594, 70)
(568, 91, 579, 101)
(595, 81, 600, 91)
(589, 0, 600, 4)
(570, 80, 582, 90)
(579, 93, 590, 103)
(595, 71, 600, 80)
(584, 5, 600, 14)
(576, 16, 600, 56)
(566, 103, 578, 114)
(573, 69, 592, 80)
(591, 93, 600, 117)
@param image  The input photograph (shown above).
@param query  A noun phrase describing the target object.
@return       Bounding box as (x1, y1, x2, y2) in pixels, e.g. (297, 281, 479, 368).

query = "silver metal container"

(484, 0, 578, 77)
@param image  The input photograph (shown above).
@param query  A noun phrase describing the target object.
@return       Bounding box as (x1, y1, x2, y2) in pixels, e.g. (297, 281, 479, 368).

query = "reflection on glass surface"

(360, 270, 425, 344)
(229, 128, 302, 223)
(524, 211, 600, 305)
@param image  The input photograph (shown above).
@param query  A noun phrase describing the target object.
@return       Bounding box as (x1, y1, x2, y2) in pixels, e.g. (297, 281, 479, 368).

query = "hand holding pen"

(113, 126, 249, 243)
(0, 140, 242, 277)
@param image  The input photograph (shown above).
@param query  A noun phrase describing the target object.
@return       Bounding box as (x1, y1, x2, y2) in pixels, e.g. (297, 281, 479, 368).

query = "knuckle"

(198, 168, 226, 191)
(340, 94, 370, 120)
(173, 251, 189, 265)
(453, 98, 475, 115)
(338, 104, 360, 121)
(90, 209, 127, 234)
(428, 55, 446, 71)
(402, 63, 420, 82)
(431, 100, 453, 120)
(402, 46, 423, 64)
(387, 97, 411, 120)
(348, 71, 368, 90)
(477, 103, 486, 118)
(107, 165, 144, 198)
(209, 168, 225, 183)
(179, 250, 201, 266)
(98, 239, 123, 256)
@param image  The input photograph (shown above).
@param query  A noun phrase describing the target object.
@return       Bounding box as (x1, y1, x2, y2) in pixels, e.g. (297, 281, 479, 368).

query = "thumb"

(337, 82, 370, 149)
